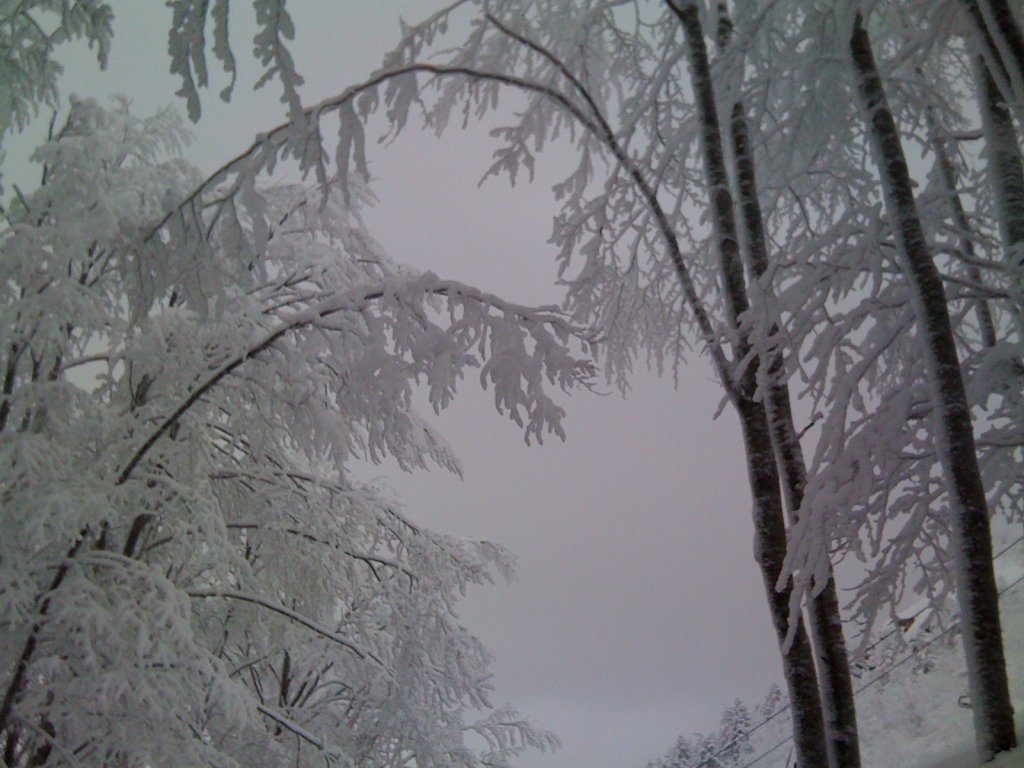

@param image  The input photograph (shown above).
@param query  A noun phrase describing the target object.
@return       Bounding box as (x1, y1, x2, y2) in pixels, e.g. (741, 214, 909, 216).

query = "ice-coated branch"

(187, 590, 384, 667)
(0, 529, 90, 739)
(9, 714, 87, 768)
(255, 703, 333, 753)
(146, 63, 604, 243)
(473, 6, 741, 397)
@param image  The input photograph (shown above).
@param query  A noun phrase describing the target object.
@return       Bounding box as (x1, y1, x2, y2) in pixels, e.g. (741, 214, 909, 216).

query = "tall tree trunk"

(668, 3, 831, 765)
(975, 57, 1024, 286)
(850, 15, 1017, 761)
(960, 0, 1024, 119)
(925, 103, 1000, 349)
(717, 8, 861, 766)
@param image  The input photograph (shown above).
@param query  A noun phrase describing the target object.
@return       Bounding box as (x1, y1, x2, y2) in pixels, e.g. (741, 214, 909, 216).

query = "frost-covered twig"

(255, 703, 330, 752)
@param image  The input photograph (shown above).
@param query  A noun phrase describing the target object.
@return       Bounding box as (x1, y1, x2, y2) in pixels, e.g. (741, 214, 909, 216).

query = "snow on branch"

(187, 589, 384, 667)
(116, 272, 588, 486)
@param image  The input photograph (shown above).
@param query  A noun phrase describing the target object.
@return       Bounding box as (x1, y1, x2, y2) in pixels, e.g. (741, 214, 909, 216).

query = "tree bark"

(960, 0, 1024, 118)
(718, 9, 861, 765)
(735, 396, 830, 768)
(850, 15, 1017, 761)
(668, 3, 831, 765)
(975, 57, 1024, 281)
(925, 103, 999, 349)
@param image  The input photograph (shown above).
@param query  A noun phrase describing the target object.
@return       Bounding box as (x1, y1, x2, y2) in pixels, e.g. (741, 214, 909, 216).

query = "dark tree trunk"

(924, 102, 999, 349)
(960, 0, 1024, 116)
(735, 396, 831, 768)
(668, 3, 831, 766)
(850, 15, 1017, 761)
(720, 9, 861, 764)
(975, 57, 1024, 276)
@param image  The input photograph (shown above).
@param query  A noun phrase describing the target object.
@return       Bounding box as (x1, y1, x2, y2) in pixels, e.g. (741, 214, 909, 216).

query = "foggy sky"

(22, 3, 795, 767)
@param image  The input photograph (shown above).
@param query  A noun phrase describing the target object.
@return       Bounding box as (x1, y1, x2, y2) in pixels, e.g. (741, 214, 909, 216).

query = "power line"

(853, 533, 1024, 663)
(855, 568, 1024, 695)
(738, 735, 791, 768)
(678, 534, 1024, 768)
(733, 561, 1024, 768)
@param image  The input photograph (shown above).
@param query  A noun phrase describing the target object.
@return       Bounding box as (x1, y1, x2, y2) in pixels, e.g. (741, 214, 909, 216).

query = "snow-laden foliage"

(16, 0, 1010, 660)
(309, 2, 1022, 753)
(0, 1, 113, 142)
(405, 0, 1019, 649)
(5, 0, 1021, 761)
(0, 0, 312, 157)
(205, 0, 731, 390)
(165, 0, 304, 122)
(0, 97, 574, 767)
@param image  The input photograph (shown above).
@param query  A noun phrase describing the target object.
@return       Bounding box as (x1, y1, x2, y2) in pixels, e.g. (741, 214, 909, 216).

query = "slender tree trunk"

(668, 3, 830, 765)
(975, 57, 1024, 285)
(734, 398, 830, 768)
(960, 0, 1024, 118)
(924, 103, 999, 349)
(850, 15, 1017, 761)
(717, 9, 860, 766)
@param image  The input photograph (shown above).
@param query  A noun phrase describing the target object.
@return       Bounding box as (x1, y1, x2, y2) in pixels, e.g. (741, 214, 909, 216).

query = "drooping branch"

(110, 39, 749, 559)
(114, 274, 578, 487)
(144, 54, 738, 403)
(146, 63, 604, 244)
(483, 8, 739, 395)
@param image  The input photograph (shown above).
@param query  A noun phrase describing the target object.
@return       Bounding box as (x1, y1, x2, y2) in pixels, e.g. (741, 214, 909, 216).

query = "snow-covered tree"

(663, 3, 836, 763)
(0, 97, 575, 767)
(730, 0, 1020, 758)
(647, 690, 781, 768)
(847, 11, 1014, 758)
(6, 0, 1021, 764)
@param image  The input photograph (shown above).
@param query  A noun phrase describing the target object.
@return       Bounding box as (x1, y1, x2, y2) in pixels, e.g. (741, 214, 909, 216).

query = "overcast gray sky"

(23, 3, 795, 768)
